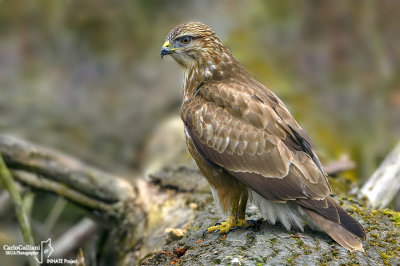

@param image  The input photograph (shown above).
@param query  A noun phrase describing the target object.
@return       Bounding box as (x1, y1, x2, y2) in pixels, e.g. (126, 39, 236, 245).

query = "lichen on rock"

(141, 166, 400, 266)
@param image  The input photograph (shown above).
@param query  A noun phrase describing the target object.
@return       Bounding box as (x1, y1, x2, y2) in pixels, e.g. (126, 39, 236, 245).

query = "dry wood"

(0, 134, 399, 265)
(0, 135, 196, 265)
(360, 142, 400, 209)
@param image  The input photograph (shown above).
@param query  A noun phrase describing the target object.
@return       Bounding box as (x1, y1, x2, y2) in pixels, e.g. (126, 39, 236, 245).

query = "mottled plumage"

(161, 22, 365, 251)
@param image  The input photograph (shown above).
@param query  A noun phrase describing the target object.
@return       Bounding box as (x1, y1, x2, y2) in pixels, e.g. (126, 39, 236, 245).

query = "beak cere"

(160, 40, 171, 59)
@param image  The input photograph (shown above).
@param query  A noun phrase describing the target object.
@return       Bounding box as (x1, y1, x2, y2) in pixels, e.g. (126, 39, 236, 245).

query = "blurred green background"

(1, 0, 399, 178)
(0, 0, 399, 263)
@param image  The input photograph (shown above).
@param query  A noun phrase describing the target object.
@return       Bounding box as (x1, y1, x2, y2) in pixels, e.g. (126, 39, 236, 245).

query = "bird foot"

(207, 216, 250, 234)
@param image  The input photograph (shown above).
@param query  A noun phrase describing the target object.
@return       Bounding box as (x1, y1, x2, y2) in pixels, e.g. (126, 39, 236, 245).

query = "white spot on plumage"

(183, 71, 188, 83)
(222, 53, 232, 64)
(204, 68, 212, 77)
(242, 140, 248, 151)
(248, 189, 307, 231)
(232, 140, 239, 151)
(184, 127, 191, 140)
(211, 186, 318, 231)
(204, 124, 213, 142)
(250, 141, 258, 154)
(220, 136, 230, 152)
(182, 70, 189, 103)
(215, 137, 224, 150)
(210, 186, 223, 214)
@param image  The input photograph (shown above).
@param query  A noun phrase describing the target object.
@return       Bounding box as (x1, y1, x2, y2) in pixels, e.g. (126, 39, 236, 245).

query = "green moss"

(245, 232, 256, 247)
(384, 232, 398, 244)
(349, 252, 355, 259)
(345, 251, 360, 266)
(370, 233, 379, 238)
(295, 238, 303, 247)
(295, 238, 312, 255)
(214, 258, 222, 264)
(380, 251, 392, 265)
(284, 247, 301, 266)
(313, 237, 321, 252)
(320, 252, 332, 264)
(336, 196, 344, 205)
(380, 209, 400, 227)
(268, 237, 279, 257)
(367, 225, 377, 232)
(188, 225, 200, 231)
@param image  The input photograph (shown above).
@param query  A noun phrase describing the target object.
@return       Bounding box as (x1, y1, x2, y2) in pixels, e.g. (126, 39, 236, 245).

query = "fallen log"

(0, 135, 399, 265)
(360, 142, 400, 209)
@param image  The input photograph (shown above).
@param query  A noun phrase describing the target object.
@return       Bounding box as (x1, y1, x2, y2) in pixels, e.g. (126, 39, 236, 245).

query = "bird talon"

(207, 217, 250, 234)
(246, 219, 261, 231)
(202, 227, 220, 237)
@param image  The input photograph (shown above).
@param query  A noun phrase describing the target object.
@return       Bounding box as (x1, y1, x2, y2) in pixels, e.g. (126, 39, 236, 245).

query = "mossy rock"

(141, 191, 399, 265)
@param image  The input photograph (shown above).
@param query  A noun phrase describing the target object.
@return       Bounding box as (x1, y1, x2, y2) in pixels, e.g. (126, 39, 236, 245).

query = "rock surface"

(141, 166, 400, 266)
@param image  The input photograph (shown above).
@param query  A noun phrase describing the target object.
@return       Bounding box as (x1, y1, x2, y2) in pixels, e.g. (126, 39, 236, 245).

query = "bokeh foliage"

(0, 1, 399, 264)
(0, 0, 398, 185)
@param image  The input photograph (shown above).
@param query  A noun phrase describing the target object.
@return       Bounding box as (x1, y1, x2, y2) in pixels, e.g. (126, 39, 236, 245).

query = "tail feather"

(335, 202, 366, 240)
(299, 196, 366, 252)
(304, 209, 364, 252)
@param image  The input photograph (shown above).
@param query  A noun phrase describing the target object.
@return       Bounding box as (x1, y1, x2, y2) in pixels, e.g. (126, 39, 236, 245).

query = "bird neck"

(182, 48, 243, 102)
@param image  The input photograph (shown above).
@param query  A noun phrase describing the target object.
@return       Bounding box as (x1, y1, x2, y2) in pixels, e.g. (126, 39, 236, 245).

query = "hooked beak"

(160, 40, 172, 59)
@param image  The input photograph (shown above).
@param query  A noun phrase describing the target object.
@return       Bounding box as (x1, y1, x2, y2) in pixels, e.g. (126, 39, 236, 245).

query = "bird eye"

(181, 36, 191, 44)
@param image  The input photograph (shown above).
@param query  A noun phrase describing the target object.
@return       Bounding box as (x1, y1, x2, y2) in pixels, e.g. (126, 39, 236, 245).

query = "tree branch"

(1, 134, 399, 265)
(0, 135, 133, 204)
(0, 154, 38, 266)
(360, 142, 400, 209)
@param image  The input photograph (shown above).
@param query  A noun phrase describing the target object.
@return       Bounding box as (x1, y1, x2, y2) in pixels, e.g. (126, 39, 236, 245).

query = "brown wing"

(181, 75, 366, 245)
(181, 80, 331, 203)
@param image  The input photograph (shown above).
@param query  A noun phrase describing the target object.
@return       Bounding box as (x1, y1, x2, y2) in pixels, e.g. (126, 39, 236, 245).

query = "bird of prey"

(160, 22, 366, 251)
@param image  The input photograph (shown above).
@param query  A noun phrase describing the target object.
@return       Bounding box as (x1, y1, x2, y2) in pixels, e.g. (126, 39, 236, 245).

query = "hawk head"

(161, 22, 229, 70)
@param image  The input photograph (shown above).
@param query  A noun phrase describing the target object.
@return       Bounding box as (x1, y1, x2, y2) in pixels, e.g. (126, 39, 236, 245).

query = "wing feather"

(182, 83, 330, 201)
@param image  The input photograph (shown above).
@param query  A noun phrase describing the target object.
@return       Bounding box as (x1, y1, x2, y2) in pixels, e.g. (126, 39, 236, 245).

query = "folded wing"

(181, 80, 365, 249)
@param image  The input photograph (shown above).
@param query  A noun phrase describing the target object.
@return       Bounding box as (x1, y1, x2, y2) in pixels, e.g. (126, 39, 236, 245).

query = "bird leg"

(208, 192, 250, 233)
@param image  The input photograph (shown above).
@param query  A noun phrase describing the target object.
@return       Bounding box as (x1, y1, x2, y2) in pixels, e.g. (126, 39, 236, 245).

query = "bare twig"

(324, 154, 356, 176)
(0, 134, 399, 265)
(0, 135, 134, 204)
(44, 197, 67, 232)
(0, 154, 38, 266)
(0, 190, 11, 213)
(0, 135, 149, 265)
(0, 183, 25, 216)
(22, 191, 35, 220)
(52, 218, 98, 258)
(12, 170, 114, 214)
